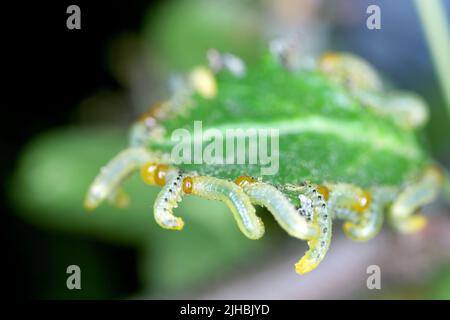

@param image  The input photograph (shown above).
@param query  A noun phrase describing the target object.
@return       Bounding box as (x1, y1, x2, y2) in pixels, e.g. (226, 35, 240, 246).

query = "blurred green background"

(3, 0, 450, 299)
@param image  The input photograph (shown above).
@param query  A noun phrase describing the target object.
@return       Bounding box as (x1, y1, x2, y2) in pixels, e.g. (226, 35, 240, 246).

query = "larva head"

(141, 163, 171, 186)
(328, 184, 373, 214)
(181, 176, 193, 194)
(234, 175, 256, 188)
(316, 185, 330, 201)
(350, 190, 372, 214)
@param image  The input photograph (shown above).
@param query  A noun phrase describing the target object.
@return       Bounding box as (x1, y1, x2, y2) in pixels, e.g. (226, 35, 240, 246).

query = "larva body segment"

(341, 187, 397, 241)
(319, 52, 383, 93)
(153, 169, 188, 230)
(241, 181, 317, 240)
(84, 147, 154, 210)
(389, 166, 444, 233)
(184, 176, 265, 240)
(342, 190, 384, 241)
(327, 183, 379, 241)
(295, 184, 332, 275)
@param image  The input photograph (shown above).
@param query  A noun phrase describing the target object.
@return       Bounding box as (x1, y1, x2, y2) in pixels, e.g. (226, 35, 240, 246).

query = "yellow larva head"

(141, 163, 171, 186)
(182, 176, 194, 194)
(141, 162, 158, 185)
(316, 185, 330, 201)
(351, 190, 372, 214)
(234, 175, 256, 188)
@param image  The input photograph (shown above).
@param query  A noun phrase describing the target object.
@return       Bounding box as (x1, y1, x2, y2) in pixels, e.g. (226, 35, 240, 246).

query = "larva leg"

(389, 166, 443, 233)
(84, 147, 154, 210)
(181, 176, 265, 240)
(235, 176, 317, 240)
(292, 183, 332, 275)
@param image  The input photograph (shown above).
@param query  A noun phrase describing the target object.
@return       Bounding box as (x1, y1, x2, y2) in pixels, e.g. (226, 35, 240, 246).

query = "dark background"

(3, 0, 156, 299)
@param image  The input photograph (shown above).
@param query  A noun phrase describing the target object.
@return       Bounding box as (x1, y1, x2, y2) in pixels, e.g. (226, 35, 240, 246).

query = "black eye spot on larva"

(174, 182, 178, 186)
(322, 204, 326, 208)
(323, 227, 328, 233)
(164, 198, 168, 202)
(318, 195, 322, 200)
(312, 189, 317, 193)
(168, 189, 172, 193)
(321, 241, 325, 247)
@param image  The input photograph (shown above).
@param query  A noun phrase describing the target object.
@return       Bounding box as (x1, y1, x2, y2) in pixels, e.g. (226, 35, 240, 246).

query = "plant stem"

(414, 0, 450, 119)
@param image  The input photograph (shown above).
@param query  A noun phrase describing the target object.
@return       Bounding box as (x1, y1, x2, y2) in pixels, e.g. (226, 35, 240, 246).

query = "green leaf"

(151, 56, 428, 188)
(9, 127, 274, 292)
